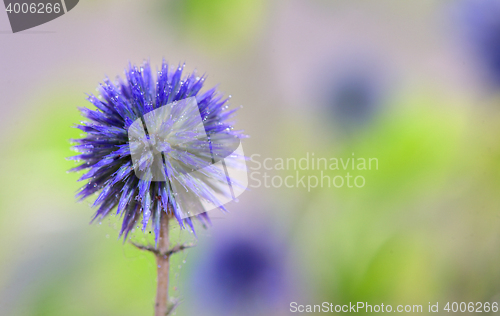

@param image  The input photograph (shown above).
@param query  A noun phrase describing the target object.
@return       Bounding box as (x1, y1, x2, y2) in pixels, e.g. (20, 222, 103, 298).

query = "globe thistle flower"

(70, 60, 247, 315)
(70, 60, 246, 243)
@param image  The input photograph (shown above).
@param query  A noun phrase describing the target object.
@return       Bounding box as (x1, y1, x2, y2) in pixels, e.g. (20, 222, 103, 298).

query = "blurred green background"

(2, 0, 500, 315)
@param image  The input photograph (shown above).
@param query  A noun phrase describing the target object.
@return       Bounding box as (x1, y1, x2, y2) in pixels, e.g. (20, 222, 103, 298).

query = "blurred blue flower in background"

(190, 226, 289, 316)
(327, 72, 381, 125)
(459, 0, 500, 87)
(320, 62, 389, 133)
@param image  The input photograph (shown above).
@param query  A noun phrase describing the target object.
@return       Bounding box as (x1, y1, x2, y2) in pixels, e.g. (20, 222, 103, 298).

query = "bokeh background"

(1, 0, 500, 315)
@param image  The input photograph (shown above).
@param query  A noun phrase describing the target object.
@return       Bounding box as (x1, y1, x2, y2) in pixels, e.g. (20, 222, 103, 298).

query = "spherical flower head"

(70, 61, 245, 243)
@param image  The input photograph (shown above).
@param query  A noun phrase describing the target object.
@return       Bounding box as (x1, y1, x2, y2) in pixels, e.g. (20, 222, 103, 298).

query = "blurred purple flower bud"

(190, 227, 291, 315)
(459, 0, 500, 87)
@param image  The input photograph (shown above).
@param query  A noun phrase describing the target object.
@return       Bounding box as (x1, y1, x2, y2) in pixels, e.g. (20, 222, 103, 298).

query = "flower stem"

(155, 211, 170, 316)
(130, 208, 193, 315)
